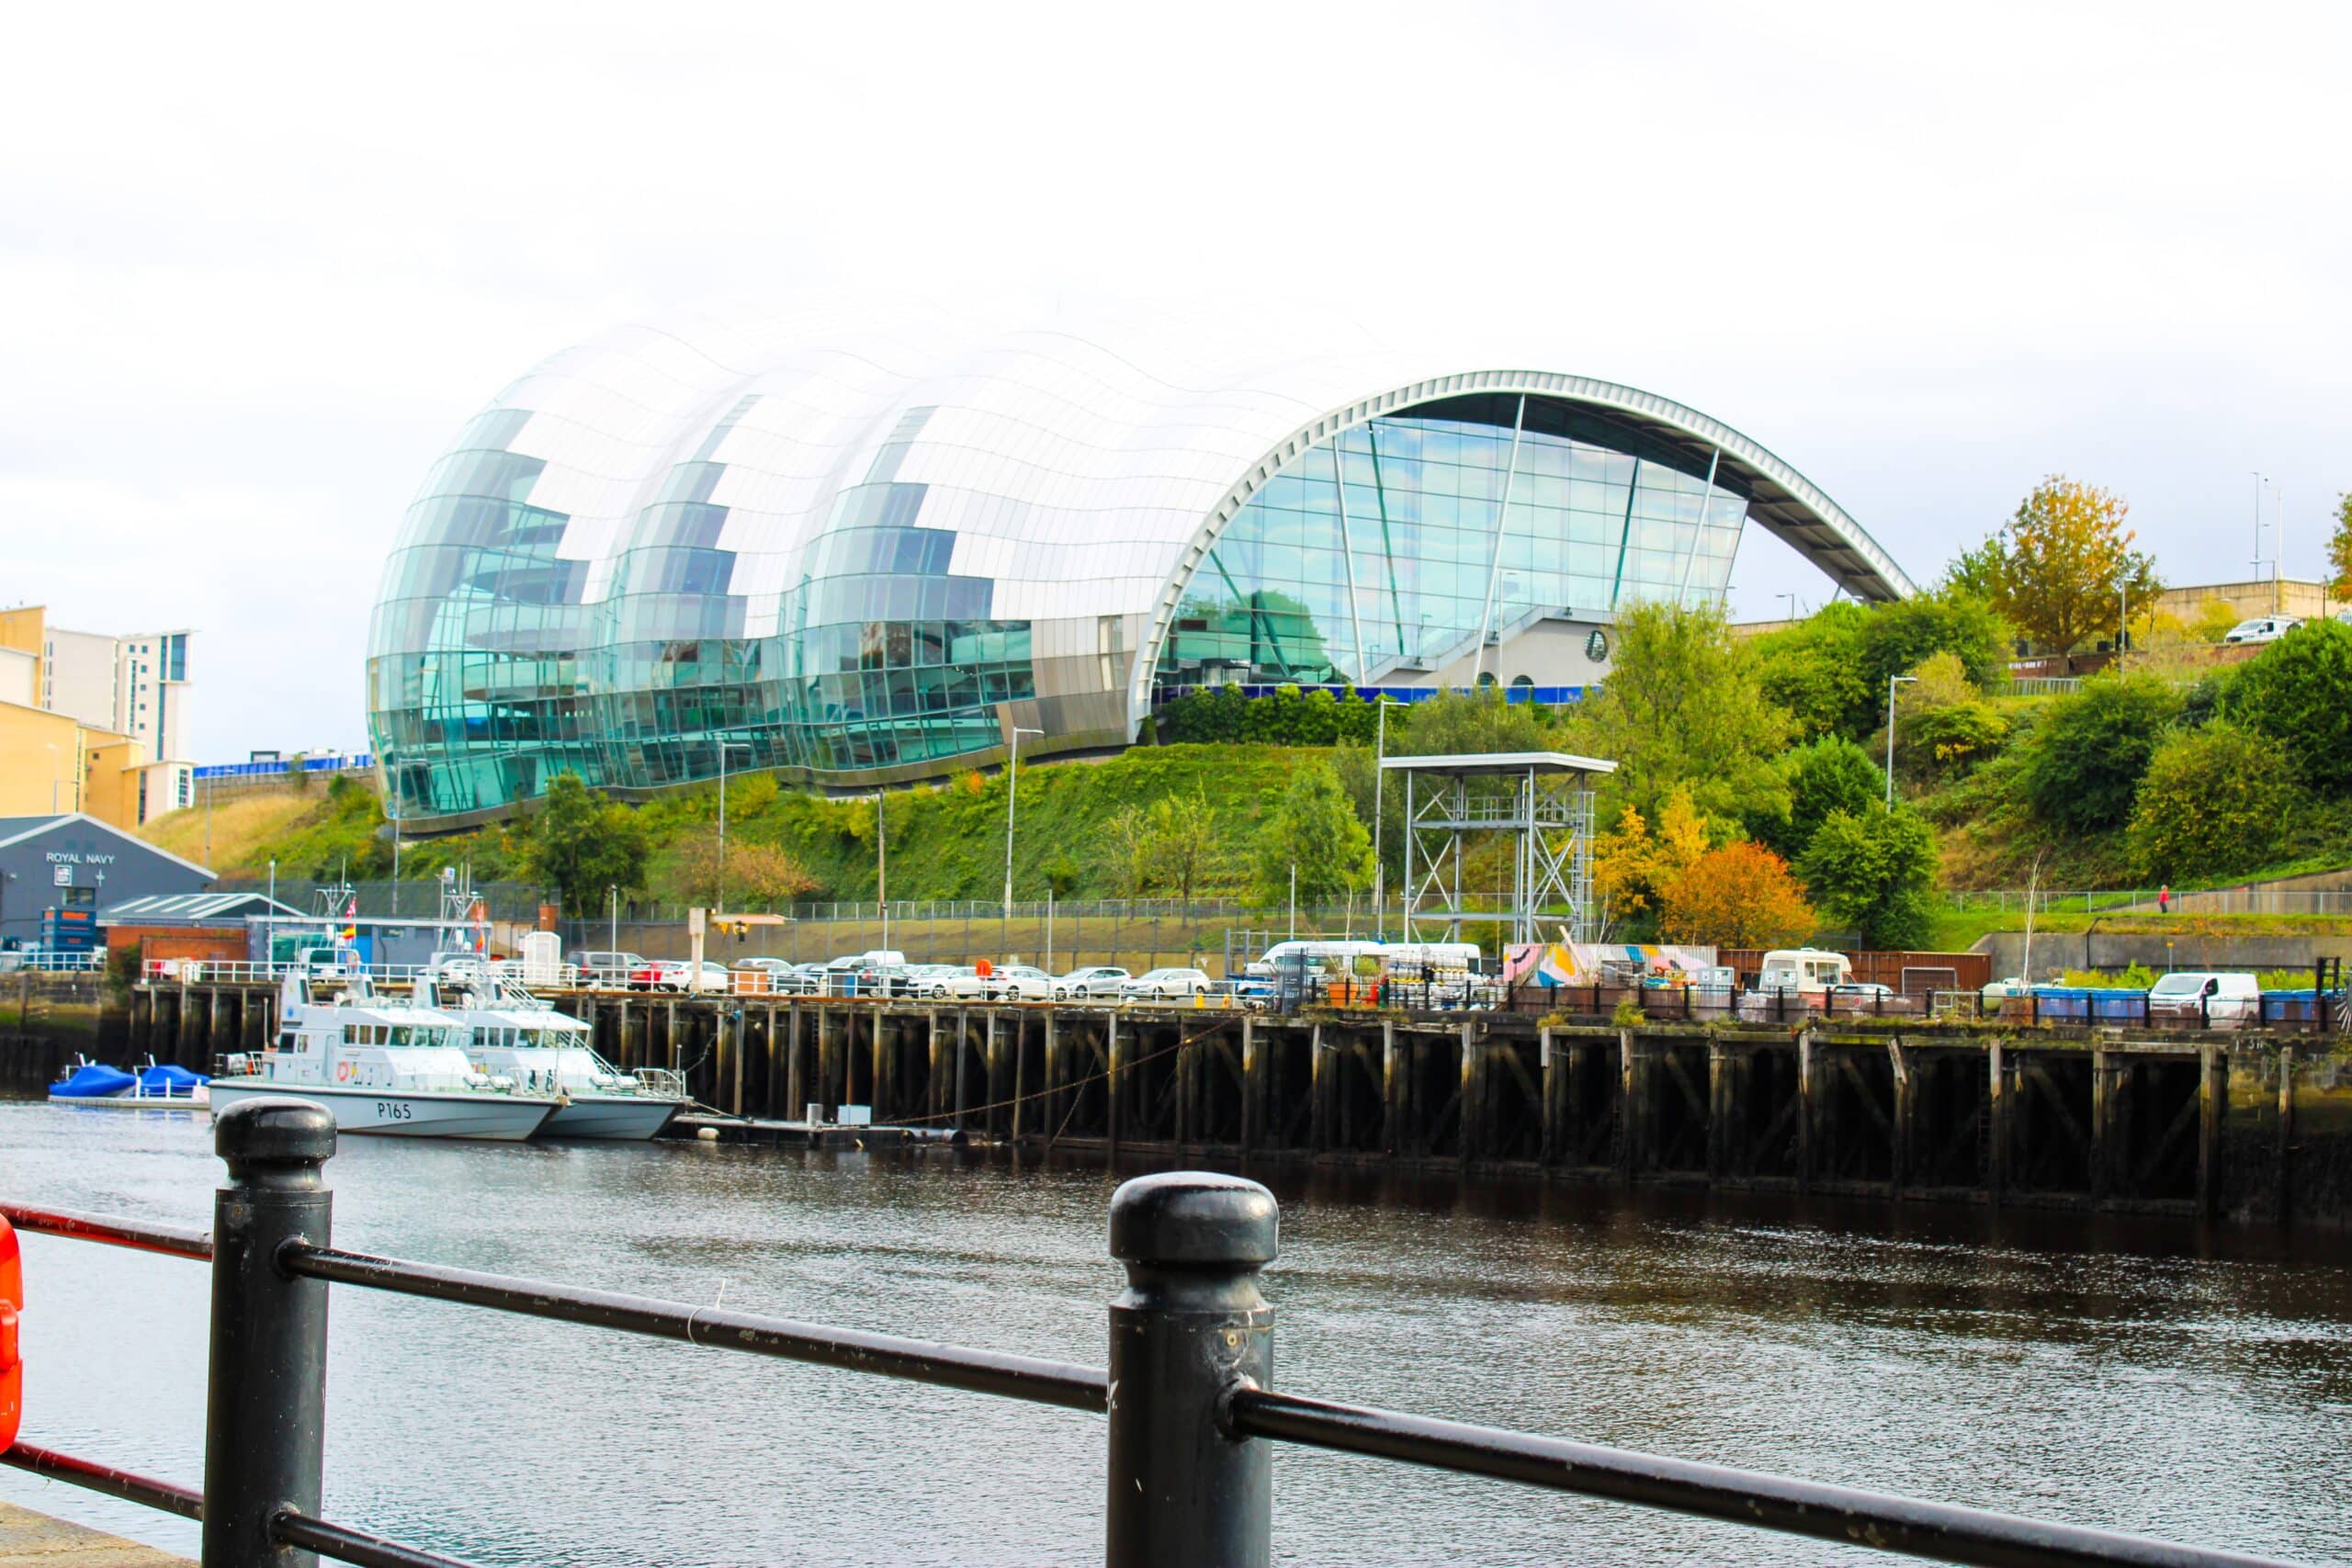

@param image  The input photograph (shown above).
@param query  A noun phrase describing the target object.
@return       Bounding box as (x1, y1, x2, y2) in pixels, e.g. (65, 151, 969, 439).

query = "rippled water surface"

(1, 1101, 2347, 1566)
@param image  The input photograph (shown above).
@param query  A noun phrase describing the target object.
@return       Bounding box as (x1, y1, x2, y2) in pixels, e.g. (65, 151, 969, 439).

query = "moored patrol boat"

(207, 963, 559, 1140)
(420, 961, 686, 1140)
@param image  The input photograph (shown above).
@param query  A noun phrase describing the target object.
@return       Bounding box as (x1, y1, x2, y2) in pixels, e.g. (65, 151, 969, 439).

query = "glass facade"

(1159, 394, 1742, 688)
(368, 319, 1885, 825)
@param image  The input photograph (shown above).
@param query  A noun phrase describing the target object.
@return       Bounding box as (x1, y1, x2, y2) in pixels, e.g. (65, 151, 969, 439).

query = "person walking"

(2158, 884, 2171, 915)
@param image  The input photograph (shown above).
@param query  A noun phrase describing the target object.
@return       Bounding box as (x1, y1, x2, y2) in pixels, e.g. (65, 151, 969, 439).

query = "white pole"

(1289, 863, 1297, 942)
(609, 886, 617, 954)
(1004, 726, 1043, 917)
(717, 740, 729, 913)
(267, 859, 276, 913)
(878, 792, 888, 953)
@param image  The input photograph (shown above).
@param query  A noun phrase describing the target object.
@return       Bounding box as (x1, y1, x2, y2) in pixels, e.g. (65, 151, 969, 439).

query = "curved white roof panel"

(368, 308, 1909, 824)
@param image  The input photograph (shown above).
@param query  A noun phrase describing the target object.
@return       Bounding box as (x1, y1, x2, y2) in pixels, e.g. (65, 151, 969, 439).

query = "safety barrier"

(0, 950, 104, 975)
(0, 1100, 2303, 1568)
(1501, 980, 2349, 1032)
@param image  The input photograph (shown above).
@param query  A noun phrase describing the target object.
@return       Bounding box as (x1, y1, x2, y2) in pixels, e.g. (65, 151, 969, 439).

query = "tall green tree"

(1968, 477, 2161, 655)
(1858, 588, 2010, 697)
(1142, 790, 1219, 910)
(1756, 737, 1886, 860)
(1750, 603, 1871, 740)
(1566, 601, 1795, 829)
(1796, 806, 1939, 950)
(2226, 618, 2352, 794)
(2019, 674, 2182, 836)
(1250, 763, 1375, 908)
(522, 772, 650, 916)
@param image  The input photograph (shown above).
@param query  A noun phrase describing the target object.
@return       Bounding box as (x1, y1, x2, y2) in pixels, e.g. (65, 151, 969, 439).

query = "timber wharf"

(107, 975, 2352, 1225)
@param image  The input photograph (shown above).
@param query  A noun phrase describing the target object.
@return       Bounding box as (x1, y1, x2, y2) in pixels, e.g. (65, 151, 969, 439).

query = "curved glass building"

(368, 310, 1910, 827)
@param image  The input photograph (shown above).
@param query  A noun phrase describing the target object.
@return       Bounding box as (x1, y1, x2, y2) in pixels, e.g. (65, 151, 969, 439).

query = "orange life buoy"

(0, 1212, 21, 1451)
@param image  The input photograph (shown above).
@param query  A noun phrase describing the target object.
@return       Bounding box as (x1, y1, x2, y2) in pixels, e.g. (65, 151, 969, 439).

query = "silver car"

(1053, 965, 1130, 1000)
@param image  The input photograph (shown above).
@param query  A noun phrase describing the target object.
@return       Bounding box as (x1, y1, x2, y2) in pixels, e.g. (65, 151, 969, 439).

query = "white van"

(2223, 616, 2301, 644)
(1248, 940, 1385, 979)
(2146, 971, 2260, 1026)
(1379, 942, 1487, 977)
(1756, 948, 1853, 991)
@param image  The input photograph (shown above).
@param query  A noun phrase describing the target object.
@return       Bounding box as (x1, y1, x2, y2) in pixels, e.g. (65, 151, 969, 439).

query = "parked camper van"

(1755, 949, 1853, 990)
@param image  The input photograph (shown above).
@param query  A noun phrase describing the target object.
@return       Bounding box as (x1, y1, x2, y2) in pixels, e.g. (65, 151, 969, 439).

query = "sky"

(3, 0, 2346, 761)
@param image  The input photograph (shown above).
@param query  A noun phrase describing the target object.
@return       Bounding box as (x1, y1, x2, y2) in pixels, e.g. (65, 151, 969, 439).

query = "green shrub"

(2020, 674, 2182, 835)
(1796, 806, 1939, 949)
(2227, 619, 2352, 794)
(2125, 722, 2296, 881)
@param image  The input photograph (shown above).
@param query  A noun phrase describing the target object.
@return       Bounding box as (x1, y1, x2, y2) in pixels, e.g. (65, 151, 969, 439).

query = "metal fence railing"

(0, 1102, 2303, 1568)
(1942, 888, 2352, 917)
(0, 949, 106, 974)
(1498, 982, 2351, 1033)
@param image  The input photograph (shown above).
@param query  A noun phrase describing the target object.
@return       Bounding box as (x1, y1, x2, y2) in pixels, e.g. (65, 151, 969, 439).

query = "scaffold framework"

(1383, 750, 1615, 945)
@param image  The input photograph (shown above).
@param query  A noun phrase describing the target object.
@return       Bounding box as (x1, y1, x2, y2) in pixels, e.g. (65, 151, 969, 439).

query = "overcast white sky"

(4, 0, 2346, 761)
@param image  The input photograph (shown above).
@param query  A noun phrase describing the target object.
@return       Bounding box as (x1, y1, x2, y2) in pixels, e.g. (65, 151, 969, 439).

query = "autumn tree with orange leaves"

(1657, 841, 1816, 949)
(1965, 478, 2161, 656)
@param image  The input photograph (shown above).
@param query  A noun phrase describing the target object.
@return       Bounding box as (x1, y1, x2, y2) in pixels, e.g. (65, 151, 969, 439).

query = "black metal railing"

(0, 1099, 2310, 1568)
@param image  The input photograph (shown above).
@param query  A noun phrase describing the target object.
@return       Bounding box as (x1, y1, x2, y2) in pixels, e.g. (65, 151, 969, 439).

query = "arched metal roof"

(1125, 367, 1914, 731)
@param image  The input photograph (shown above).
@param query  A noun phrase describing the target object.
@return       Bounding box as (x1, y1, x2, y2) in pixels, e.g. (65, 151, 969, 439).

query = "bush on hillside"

(2125, 723, 2296, 882)
(1796, 806, 1939, 950)
(2227, 619, 2352, 794)
(1753, 736, 1884, 861)
(2019, 674, 2182, 836)
(1751, 603, 1872, 740)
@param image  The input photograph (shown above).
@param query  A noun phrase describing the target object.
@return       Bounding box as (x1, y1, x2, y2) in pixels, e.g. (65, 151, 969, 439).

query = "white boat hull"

(540, 1097, 682, 1141)
(48, 1090, 208, 1110)
(207, 1081, 557, 1141)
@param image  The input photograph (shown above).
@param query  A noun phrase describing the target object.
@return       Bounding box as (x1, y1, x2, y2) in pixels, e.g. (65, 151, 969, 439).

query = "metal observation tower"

(1381, 751, 1615, 945)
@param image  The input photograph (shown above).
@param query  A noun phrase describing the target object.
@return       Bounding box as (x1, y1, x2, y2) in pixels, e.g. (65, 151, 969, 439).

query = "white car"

(2223, 615, 2301, 644)
(986, 964, 1056, 1001)
(1054, 965, 1131, 1000)
(917, 964, 981, 999)
(1120, 966, 1214, 1002)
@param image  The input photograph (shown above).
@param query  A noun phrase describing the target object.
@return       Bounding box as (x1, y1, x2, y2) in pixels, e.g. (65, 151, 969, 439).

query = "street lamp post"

(1885, 674, 1918, 809)
(1371, 695, 1404, 931)
(716, 739, 752, 912)
(608, 886, 618, 955)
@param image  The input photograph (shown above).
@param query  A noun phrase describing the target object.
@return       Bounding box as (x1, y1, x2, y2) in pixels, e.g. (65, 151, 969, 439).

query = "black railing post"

(1105, 1172, 1277, 1568)
(204, 1098, 335, 1568)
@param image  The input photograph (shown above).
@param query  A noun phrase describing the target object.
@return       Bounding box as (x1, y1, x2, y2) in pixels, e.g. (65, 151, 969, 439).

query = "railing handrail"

(0, 1134, 2308, 1568)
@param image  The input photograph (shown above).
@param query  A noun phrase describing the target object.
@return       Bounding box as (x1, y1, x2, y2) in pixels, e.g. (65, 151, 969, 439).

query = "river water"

(0, 1102, 2346, 1566)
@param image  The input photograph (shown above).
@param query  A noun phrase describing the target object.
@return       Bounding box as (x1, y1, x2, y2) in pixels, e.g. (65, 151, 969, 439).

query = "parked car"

(907, 964, 975, 998)
(630, 958, 730, 993)
(1053, 964, 1130, 1000)
(2223, 615, 2301, 644)
(1120, 966, 1215, 1002)
(981, 964, 1054, 1001)
(2146, 971, 2260, 1027)
(572, 950, 648, 987)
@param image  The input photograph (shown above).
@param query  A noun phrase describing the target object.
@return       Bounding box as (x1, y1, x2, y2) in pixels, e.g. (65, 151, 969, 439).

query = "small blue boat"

(49, 1057, 209, 1107)
(51, 1062, 137, 1100)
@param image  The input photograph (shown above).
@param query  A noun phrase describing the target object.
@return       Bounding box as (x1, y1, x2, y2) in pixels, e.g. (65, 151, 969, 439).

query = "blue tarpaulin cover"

(137, 1063, 208, 1091)
(52, 1064, 136, 1099)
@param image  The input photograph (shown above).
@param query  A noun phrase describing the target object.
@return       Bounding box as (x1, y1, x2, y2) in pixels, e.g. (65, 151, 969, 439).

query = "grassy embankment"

(143, 745, 1339, 904)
